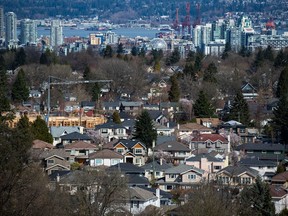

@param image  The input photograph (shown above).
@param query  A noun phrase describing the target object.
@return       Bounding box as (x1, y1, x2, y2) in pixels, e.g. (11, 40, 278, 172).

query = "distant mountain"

(0, 0, 286, 23)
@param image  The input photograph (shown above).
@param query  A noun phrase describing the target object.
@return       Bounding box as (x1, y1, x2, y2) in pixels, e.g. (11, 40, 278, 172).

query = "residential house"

(113, 139, 147, 166)
(185, 153, 228, 180)
(218, 120, 257, 143)
(241, 82, 258, 100)
(156, 164, 204, 192)
(238, 158, 277, 181)
(32, 149, 70, 175)
(271, 171, 288, 188)
(29, 89, 42, 98)
(108, 163, 149, 187)
(190, 134, 230, 154)
(159, 102, 180, 118)
(64, 141, 97, 164)
(102, 101, 120, 113)
(177, 123, 213, 143)
(95, 121, 128, 142)
(89, 149, 124, 167)
(80, 101, 95, 111)
(154, 122, 174, 136)
(137, 186, 174, 206)
(120, 101, 143, 115)
(60, 132, 92, 146)
(32, 139, 53, 150)
(196, 118, 221, 129)
(154, 141, 191, 165)
(125, 187, 160, 215)
(141, 160, 172, 180)
(270, 185, 288, 214)
(216, 165, 259, 186)
(235, 143, 286, 161)
(50, 126, 84, 146)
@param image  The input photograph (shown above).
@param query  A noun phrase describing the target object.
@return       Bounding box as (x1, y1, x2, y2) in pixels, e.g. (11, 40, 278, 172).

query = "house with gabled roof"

(95, 121, 129, 142)
(156, 164, 204, 192)
(50, 126, 84, 146)
(89, 149, 124, 167)
(64, 141, 97, 164)
(241, 82, 258, 100)
(271, 171, 288, 188)
(32, 139, 53, 150)
(141, 160, 172, 180)
(120, 101, 143, 115)
(113, 139, 147, 166)
(185, 153, 228, 180)
(154, 141, 191, 165)
(216, 165, 259, 186)
(270, 185, 288, 214)
(177, 123, 214, 143)
(190, 133, 230, 154)
(60, 132, 92, 145)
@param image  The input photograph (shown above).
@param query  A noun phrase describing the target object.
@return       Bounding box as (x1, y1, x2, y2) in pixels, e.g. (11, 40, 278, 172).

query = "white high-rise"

(20, 19, 37, 45)
(0, 7, 4, 39)
(5, 12, 17, 48)
(50, 20, 63, 47)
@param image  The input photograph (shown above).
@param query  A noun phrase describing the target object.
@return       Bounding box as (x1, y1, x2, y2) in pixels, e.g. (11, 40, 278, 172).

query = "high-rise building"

(20, 19, 37, 45)
(50, 20, 63, 47)
(0, 7, 4, 39)
(5, 12, 17, 48)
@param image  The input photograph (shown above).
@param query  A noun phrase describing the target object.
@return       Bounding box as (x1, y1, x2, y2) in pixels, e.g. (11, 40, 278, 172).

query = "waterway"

(38, 27, 160, 39)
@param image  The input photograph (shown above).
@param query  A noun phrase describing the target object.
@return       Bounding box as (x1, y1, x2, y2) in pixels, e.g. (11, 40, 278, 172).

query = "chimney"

(56, 173, 60, 183)
(155, 187, 161, 207)
(160, 158, 163, 165)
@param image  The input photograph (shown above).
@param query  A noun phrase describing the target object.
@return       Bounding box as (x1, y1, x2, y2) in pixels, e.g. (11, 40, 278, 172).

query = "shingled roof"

(89, 149, 123, 159)
(191, 134, 228, 143)
(64, 141, 97, 150)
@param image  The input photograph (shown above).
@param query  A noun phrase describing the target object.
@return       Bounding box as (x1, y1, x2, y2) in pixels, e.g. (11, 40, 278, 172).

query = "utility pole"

(46, 76, 112, 126)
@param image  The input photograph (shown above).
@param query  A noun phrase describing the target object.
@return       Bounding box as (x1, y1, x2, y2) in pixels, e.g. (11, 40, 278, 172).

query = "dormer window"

(206, 141, 212, 148)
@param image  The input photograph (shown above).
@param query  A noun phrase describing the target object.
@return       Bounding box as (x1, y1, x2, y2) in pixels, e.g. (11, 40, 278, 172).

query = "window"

(95, 159, 103, 165)
(240, 128, 246, 133)
(169, 174, 176, 178)
(47, 159, 54, 164)
(166, 185, 173, 190)
(214, 166, 222, 170)
(206, 141, 212, 148)
(117, 148, 124, 154)
(111, 159, 120, 165)
(155, 172, 160, 176)
(188, 174, 196, 179)
(134, 148, 142, 154)
(274, 151, 281, 154)
(178, 151, 185, 155)
(102, 128, 108, 133)
(216, 141, 221, 148)
(262, 150, 267, 154)
(135, 158, 141, 164)
(242, 177, 251, 184)
(117, 129, 124, 134)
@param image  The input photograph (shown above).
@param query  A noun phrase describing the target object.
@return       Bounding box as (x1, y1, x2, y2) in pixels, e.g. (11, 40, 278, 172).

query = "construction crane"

(172, 7, 180, 34)
(46, 76, 112, 125)
(182, 2, 191, 36)
(193, 3, 201, 27)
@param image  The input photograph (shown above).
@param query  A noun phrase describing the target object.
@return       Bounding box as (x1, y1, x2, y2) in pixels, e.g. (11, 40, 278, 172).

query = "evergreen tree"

(112, 111, 121, 124)
(91, 83, 101, 101)
(166, 48, 180, 66)
(203, 62, 218, 83)
(239, 177, 275, 216)
(239, 46, 251, 57)
(16, 115, 33, 142)
(31, 116, 53, 143)
(139, 47, 146, 57)
(39, 49, 52, 65)
(263, 45, 274, 61)
(221, 42, 231, 60)
(103, 45, 113, 58)
(253, 48, 264, 69)
(11, 69, 29, 103)
(0, 55, 10, 116)
(229, 91, 250, 126)
(274, 50, 286, 67)
(168, 75, 180, 102)
(83, 65, 91, 80)
(183, 63, 196, 80)
(131, 46, 138, 56)
(194, 54, 202, 72)
(13, 47, 26, 68)
(193, 90, 215, 118)
(133, 110, 157, 149)
(123, 54, 129, 61)
(186, 50, 195, 62)
(276, 67, 288, 98)
(116, 43, 124, 55)
(273, 96, 288, 144)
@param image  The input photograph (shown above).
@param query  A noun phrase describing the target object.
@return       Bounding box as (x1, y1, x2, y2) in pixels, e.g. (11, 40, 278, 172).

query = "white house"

(89, 149, 124, 167)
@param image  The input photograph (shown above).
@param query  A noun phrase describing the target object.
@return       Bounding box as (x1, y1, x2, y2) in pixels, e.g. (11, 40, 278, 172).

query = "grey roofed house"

(146, 110, 163, 121)
(217, 165, 259, 177)
(50, 126, 82, 138)
(108, 163, 145, 175)
(95, 121, 127, 130)
(89, 149, 123, 159)
(137, 186, 173, 205)
(128, 186, 157, 201)
(186, 153, 224, 162)
(154, 141, 190, 152)
(235, 143, 285, 152)
(102, 101, 120, 111)
(164, 164, 204, 175)
(60, 132, 92, 141)
(114, 139, 146, 149)
(48, 170, 71, 182)
(127, 174, 150, 187)
(141, 160, 172, 172)
(156, 135, 177, 145)
(239, 158, 277, 167)
(31, 149, 70, 160)
(120, 101, 143, 107)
